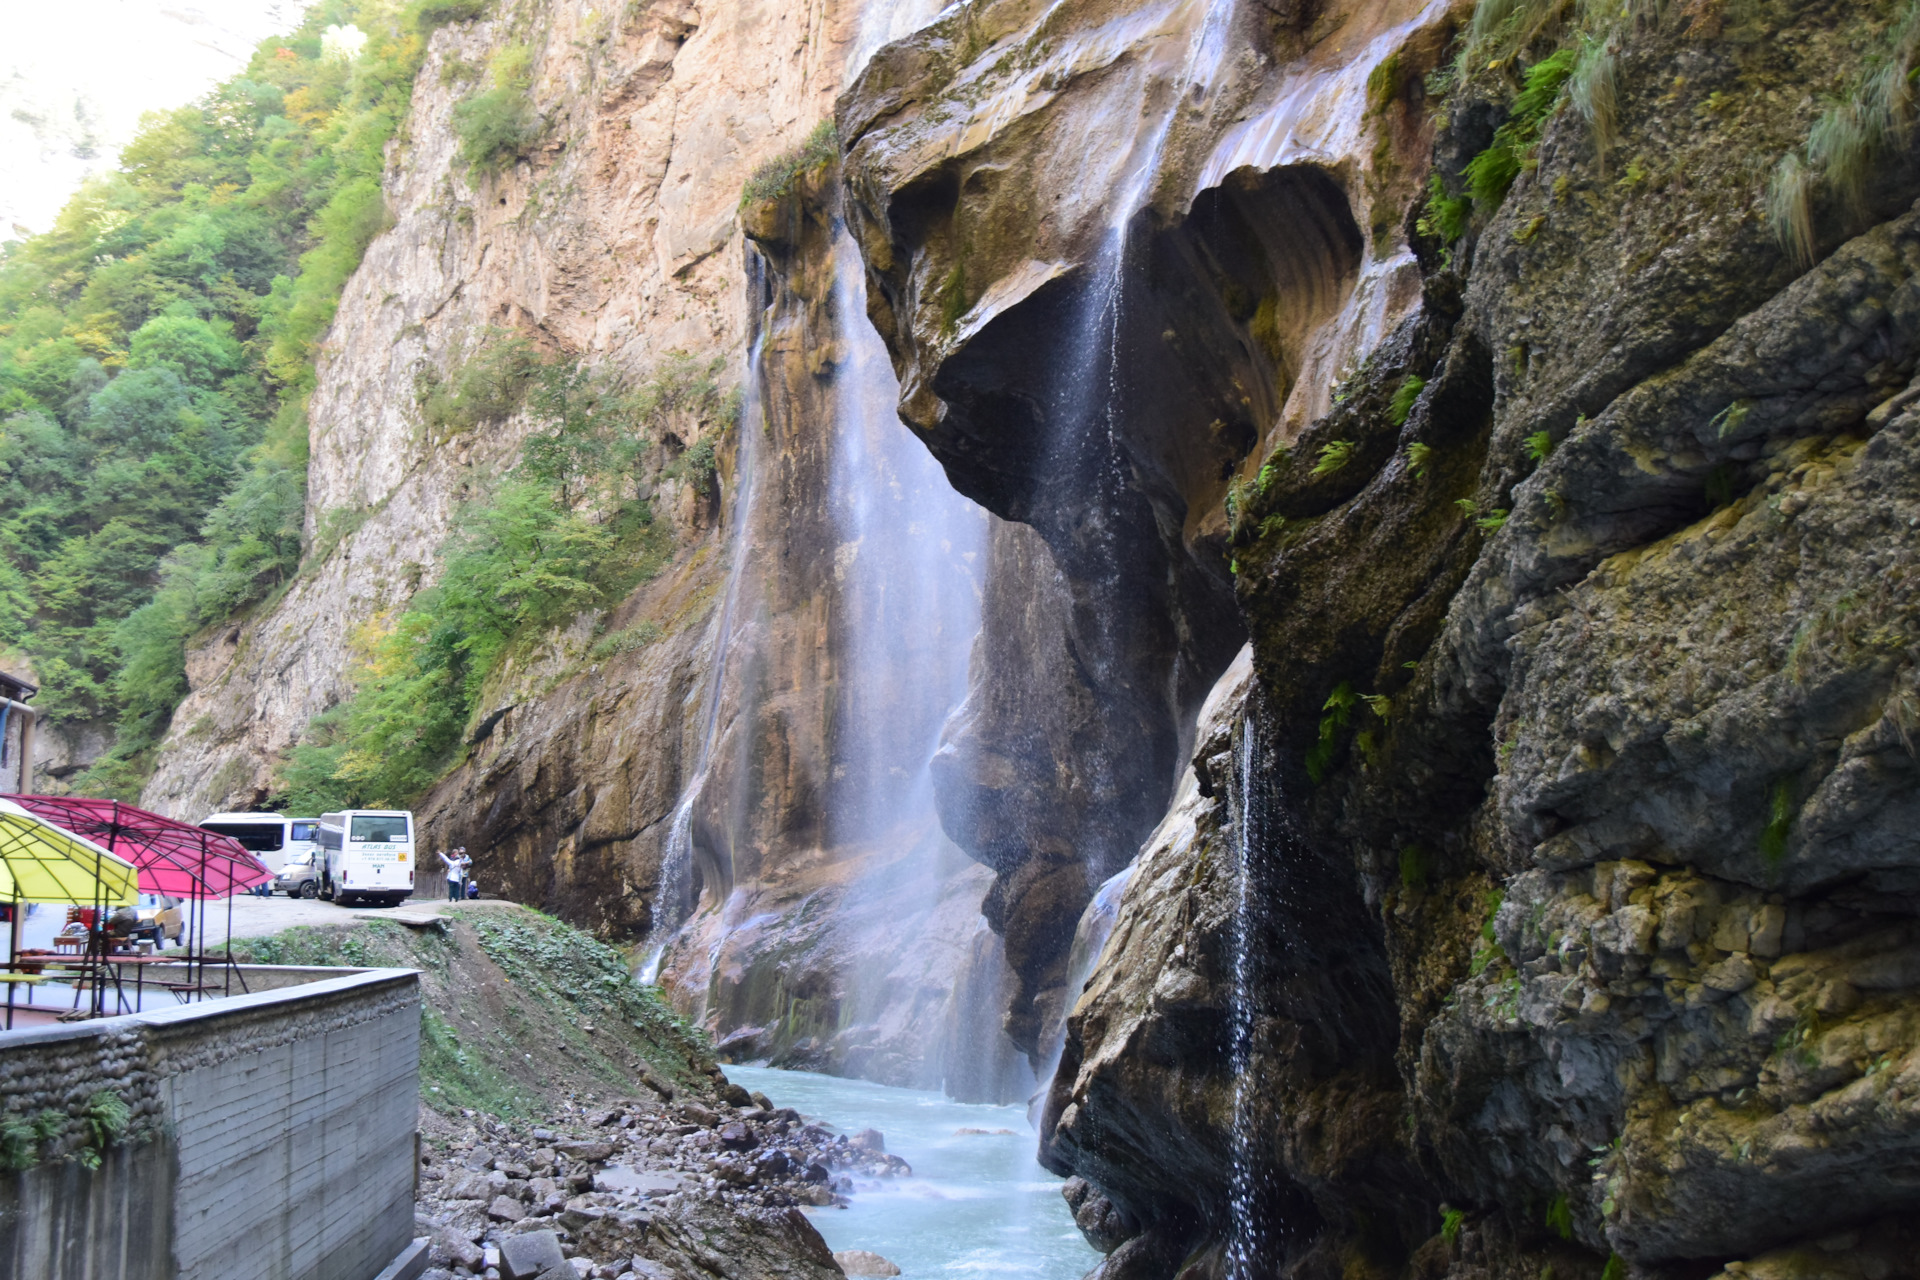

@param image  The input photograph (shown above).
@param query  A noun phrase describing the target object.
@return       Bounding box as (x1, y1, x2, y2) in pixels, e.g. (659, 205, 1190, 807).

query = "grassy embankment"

(229, 902, 715, 1117)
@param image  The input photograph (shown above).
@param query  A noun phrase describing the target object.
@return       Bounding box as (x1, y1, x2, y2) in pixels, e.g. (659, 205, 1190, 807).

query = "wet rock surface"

(840, 0, 1446, 1062)
(415, 1074, 913, 1279)
(849, 0, 1920, 1275)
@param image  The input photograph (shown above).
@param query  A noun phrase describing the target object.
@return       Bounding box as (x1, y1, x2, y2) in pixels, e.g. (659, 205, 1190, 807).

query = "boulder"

(717, 1122, 756, 1151)
(849, 1129, 885, 1154)
(833, 1250, 901, 1277)
(554, 1140, 616, 1163)
(679, 1103, 719, 1127)
(487, 1195, 527, 1224)
(1062, 1177, 1137, 1254)
(498, 1229, 568, 1280)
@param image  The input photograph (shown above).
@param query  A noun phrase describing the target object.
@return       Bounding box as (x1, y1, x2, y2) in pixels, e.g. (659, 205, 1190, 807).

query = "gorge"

(4, 0, 1920, 1276)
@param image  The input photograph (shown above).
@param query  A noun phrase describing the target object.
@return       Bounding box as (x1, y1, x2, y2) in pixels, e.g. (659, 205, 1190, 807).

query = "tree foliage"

(0, 0, 482, 795)
(279, 353, 720, 813)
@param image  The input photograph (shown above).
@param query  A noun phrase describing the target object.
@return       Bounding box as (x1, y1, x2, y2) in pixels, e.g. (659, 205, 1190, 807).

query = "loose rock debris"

(416, 1075, 911, 1279)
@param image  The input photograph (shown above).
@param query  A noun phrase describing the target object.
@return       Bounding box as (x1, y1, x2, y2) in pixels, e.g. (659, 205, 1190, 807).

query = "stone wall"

(0, 968, 421, 1280)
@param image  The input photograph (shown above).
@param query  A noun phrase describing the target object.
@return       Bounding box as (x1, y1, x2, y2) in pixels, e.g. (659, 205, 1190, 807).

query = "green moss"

(1440, 1207, 1466, 1245)
(1759, 778, 1795, 866)
(1250, 294, 1284, 363)
(590, 620, 663, 659)
(1311, 440, 1356, 476)
(1367, 53, 1403, 115)
(1389, 375, 1426, 427)
(1525, 431, 1553, 463)
(939, 257, 969, 334)
(1398, 845, 1431, 891)
(1545, 1192, 1574, 1240)
(1406, 441, 1433, 480)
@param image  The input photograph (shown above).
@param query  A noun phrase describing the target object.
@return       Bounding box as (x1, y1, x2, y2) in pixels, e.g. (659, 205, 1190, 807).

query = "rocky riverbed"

(414, 1065, 910, 1279)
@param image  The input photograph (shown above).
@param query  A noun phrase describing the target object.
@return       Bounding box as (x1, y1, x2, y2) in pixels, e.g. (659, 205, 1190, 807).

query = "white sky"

(0, 0, 307, 236)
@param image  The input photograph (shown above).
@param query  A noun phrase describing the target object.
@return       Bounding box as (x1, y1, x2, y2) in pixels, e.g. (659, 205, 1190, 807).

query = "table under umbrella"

(2, 795, 271, 1002)
(0, 797, 141, 1022)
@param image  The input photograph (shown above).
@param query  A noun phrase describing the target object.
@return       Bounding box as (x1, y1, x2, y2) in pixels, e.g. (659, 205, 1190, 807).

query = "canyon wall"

(844, 0, 1920, 1274)
(139, 0, 1028, 1095)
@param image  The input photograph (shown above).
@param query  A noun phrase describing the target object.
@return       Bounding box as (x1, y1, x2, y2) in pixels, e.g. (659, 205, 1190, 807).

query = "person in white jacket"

(438, 849, 464, 902)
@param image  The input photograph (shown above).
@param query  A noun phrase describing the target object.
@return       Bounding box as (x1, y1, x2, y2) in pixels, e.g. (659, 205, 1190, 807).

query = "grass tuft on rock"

(741, 120, 840, 206)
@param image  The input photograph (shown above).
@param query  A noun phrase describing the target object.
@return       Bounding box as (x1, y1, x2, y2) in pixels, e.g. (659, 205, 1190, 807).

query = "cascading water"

(819, 208, 1014, 1095)
(1226, 709, 1290, 1279)
(823, 224, 984, 852)
(640, 263, 773, 980)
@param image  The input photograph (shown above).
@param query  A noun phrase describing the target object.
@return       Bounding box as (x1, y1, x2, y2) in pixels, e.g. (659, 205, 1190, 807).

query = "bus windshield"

(350, 814, 410, 843)
(202, 822, 285, 852)
(290, 821, 319, 842)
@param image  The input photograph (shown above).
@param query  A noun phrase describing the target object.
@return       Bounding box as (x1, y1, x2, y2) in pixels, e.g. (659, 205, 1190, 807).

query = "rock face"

(652, 165, 1032, 1099)
(839, 0, 1442, 1057)
(845, 0, 1920, 1274)
(138, 0, 1030, 1096)
(141, 0, 863, 931)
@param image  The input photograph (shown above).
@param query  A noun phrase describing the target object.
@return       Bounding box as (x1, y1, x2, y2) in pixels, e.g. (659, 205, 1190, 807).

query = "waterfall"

(1226, 719, 1264, 1276)
(1030, 863, 1133, 1123)
(822, 209, 1006, 1093)
(824, 222, 984, 852)
(643, 262, 773, 968)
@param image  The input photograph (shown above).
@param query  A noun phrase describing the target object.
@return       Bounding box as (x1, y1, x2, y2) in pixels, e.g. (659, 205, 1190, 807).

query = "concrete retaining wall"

(0, 968, 420, 1280)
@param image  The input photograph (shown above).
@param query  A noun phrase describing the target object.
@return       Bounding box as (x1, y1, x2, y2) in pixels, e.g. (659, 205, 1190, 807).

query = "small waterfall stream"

(1226, 717, 1271, 1278)
(641, 266, 773, 978)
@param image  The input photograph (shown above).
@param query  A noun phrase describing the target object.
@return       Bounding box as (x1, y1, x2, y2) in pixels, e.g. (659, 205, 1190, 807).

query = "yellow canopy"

(0, 797, 140, 905)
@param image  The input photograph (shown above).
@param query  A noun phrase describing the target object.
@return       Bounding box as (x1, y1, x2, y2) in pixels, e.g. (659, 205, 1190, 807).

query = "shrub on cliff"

(740, 120, 839, 205)
(279, 352, 707, 812)
(454, 44, 541, 176)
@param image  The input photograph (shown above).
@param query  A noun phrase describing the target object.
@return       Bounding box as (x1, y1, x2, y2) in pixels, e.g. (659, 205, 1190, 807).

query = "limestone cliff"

(843, 0, 1920, 1273)
(139, 0, 1029, 1097)
(143, 0, 860, 857)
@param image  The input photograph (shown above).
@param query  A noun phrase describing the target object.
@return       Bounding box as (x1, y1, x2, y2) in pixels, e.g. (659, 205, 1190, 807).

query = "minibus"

(317, 810, 416, 908)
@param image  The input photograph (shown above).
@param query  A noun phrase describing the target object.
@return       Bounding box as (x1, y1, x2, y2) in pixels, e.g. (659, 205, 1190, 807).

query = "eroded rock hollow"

(837, 0, 1920, 1274)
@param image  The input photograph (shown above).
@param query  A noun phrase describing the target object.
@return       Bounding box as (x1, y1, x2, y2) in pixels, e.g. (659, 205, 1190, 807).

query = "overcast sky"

(1, 0, 306, 236)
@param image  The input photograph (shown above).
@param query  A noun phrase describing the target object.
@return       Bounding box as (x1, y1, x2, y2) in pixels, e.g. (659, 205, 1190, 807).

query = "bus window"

(202, 822, 286, 853)
(289, 821, 319, 843)
(350, 814, 410, 843)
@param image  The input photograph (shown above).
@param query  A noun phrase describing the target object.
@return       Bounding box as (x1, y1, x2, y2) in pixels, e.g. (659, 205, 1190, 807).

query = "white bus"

(317, 810, 417, 908)
(199, 812, 319, 875)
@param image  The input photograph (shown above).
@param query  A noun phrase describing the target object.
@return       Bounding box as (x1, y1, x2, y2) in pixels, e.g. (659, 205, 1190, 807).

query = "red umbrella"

(1, 795, 271, 899)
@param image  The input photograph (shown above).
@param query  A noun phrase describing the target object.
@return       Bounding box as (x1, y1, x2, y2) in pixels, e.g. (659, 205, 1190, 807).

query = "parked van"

(276, 819, 322, 897)
(317, 810, 416, 908)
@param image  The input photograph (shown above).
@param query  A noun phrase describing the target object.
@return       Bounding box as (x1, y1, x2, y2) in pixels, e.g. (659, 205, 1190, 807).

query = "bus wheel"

(299, 881, 318, 900)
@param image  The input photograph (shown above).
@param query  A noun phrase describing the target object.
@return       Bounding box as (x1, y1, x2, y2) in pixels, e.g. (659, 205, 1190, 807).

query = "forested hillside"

(0, 0, 478, 795)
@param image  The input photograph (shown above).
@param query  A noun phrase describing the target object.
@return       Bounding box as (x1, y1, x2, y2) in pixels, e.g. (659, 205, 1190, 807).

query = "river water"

(725, 1065, 1096, 1280)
